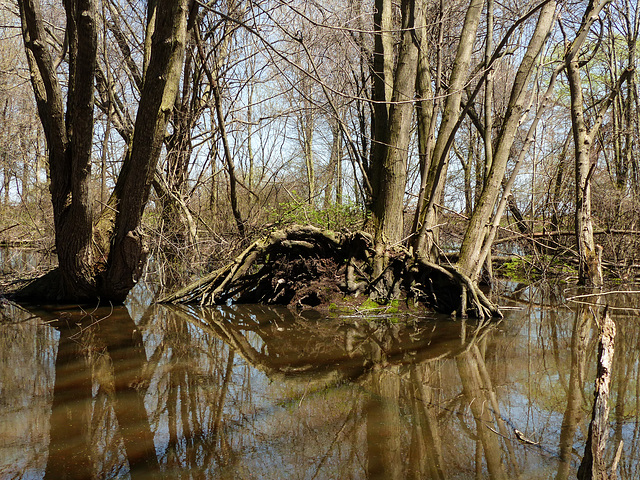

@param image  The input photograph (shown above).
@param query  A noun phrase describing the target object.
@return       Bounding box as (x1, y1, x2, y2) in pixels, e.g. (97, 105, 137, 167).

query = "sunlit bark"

(564, 0, 632, 286)
(371, 0, 422, 246)
(456, 0, 556, 280)
(413, 0, 484, 260)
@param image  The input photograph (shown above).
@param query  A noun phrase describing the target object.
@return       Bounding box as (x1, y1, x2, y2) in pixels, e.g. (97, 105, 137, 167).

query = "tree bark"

(19, 0, 97, 298)
(17, 0, 194, 303)
(369, 0, 394, 210)
(564, 0, 632, 286)
(456, 0, 556, 279)
(413, 0, 484, 260)
(411, 0, 441, 234)
(371, 0, 422, 246)
(101, 0, 193, 301)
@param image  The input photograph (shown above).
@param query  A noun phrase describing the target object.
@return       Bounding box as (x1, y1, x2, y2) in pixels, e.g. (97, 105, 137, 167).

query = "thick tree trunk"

(371, 0, 422, 247)
(102, 0, 192, 302)
(19, 0, 98, 299)
(17, 0, 194, 303)
(369, 0, 394, 210)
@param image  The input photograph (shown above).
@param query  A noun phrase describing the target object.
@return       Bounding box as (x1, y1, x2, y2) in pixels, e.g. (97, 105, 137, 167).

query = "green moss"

(500, 256, 538, 282)
(386, 299, 400, 314)
(360, 298, 381, 311)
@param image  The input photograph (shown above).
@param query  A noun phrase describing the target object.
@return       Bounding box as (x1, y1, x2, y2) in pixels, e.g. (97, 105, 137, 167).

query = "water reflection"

(2, 285, 640, 479)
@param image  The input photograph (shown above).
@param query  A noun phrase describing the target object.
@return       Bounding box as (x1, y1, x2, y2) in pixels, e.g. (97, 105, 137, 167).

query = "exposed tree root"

(160, 225, 502, 319)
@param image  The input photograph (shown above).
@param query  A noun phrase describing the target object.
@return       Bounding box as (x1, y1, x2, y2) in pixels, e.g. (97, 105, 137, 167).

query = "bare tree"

(563, 0, 632, 287)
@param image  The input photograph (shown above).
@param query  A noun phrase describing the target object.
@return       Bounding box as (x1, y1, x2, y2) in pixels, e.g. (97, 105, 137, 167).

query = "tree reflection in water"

(2, 286, 640, 478)
(35, 307, 160, 479)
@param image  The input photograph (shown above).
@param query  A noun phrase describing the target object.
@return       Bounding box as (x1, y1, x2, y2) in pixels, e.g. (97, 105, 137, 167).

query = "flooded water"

(1, 278, 640, 479)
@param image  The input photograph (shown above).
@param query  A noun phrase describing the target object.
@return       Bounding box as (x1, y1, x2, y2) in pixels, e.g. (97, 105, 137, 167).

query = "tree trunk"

(17, 0, 194, 303)
(101, 0, 192, 301)
(564, 0, 632, 287)
(19, 0, 98, 298)
(456, 0, 556, 279)
(413, 0, 484, 260)
(371, 0, 422, 247)
(301, 83, 315, 205)
(567, 53, 602, 288)
(411, 0, 442, 237)
(368, 0, 394, 209)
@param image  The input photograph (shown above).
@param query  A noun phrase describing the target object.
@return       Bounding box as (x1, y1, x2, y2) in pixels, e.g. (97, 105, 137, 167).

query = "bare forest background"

(1, 0, 640, 304)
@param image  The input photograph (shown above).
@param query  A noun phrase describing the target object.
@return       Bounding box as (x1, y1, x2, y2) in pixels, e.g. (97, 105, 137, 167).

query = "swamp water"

(1, 279, 640, 479)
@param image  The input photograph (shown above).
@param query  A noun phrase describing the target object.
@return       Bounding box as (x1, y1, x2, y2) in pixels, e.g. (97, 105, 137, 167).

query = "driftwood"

(160, 225, 501, 319)
(578, 306, 618, 480)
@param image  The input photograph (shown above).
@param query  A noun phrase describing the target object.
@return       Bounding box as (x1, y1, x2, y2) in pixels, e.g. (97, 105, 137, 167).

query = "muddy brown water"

(1, 277, 640, 479)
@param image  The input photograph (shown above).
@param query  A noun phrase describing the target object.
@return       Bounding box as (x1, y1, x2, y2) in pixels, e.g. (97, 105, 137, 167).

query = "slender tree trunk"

(483, 0, 494, 185)
(194, 24, 245, 238)
(325, 120, 343, 208)
(413, 0, 485, 260)
(563, 0, 632, 286)
(481, 0, 496, 284)
(303, 101, 315, 205)
(411, 0, 441, 235)
(457, 0, 556, 279)
(212, 80, 245, 237)
(567, 53, 603, 287)
(619, 0, 639, 190)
